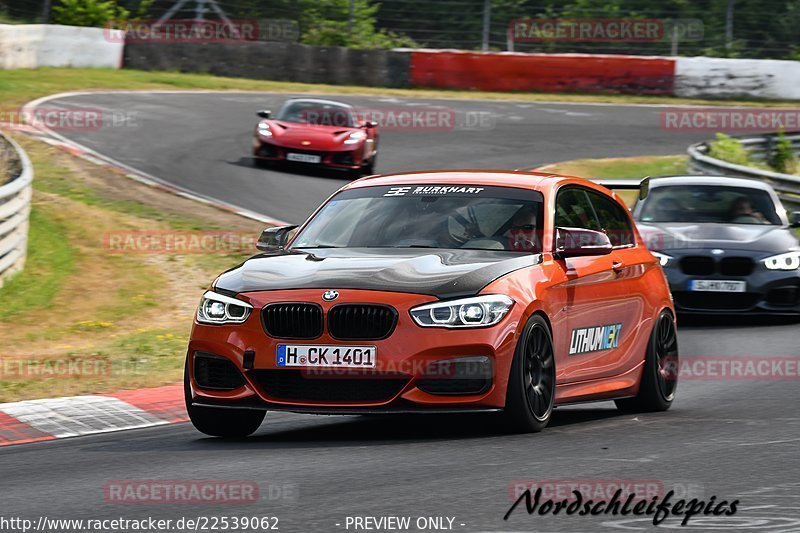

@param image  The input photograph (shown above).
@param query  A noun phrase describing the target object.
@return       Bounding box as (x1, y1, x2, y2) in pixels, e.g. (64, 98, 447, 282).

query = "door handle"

(612, 261, 625, 273)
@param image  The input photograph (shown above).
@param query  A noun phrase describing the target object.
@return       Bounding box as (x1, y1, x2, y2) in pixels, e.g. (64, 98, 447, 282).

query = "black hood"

(215, 248, 541, 299)
(637, 222, 800, 254)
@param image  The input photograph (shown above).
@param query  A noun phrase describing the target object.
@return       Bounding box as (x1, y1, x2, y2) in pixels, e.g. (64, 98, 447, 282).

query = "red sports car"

(186, 171, 677, 437)
(251, 98, 379, 176)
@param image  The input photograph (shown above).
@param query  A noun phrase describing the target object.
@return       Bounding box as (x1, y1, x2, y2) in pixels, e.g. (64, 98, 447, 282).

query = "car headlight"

(257, 123, 272, 137)
(197, 291, 253, 324)
(410, 295, 514, 328)
(652, 251, 673, 267)
(763, 251, 800, 271)
(343, 131, 367, 145)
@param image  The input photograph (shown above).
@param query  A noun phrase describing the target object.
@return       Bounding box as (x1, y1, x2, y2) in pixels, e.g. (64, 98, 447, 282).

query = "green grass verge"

(543, 155, 688, 205)
(0, 328, 188, 403)
(0, 206, 76, 317)
(1, 68, 800, 115)
(26, 141, 223, 230)
(545, 155, 688, 179)
(0, 132, 263, 401)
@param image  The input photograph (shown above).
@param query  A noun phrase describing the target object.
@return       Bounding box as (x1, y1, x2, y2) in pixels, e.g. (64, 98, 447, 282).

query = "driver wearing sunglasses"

(507, 205, 541, 252)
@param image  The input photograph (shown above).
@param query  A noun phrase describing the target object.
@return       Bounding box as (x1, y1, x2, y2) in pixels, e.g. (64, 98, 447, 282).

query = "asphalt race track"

(35, 92, 710, 223)
(2, 92, 799, 532)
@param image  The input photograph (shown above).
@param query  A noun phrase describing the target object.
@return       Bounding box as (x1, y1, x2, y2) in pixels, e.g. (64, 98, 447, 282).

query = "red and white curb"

(0, 384, 187, 446)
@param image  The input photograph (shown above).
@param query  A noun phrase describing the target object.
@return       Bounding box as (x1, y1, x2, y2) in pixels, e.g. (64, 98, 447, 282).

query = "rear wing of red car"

(592, 177, 650, 201)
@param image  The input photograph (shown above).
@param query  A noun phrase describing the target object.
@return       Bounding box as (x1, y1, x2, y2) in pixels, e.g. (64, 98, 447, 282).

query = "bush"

(52, 0, 129, 27)
(769, 130, 798, 174)
(708, 133, 752, 166)
(300, 0, 415, 49)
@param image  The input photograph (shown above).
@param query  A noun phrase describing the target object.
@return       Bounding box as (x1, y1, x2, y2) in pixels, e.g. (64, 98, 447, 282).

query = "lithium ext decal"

(569, 323, 622, 355)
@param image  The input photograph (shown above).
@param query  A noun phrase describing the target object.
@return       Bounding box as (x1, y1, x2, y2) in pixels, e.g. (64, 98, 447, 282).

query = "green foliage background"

(2, 0, 798, 56)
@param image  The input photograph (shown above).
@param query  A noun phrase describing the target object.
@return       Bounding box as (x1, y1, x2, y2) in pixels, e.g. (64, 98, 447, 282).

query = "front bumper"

(187, 289, 519, 412)
(252, 138, 365, 170)
(663, 254, 800, 315)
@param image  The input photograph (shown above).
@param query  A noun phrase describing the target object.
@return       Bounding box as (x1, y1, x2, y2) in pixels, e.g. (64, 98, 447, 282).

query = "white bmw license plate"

(277, 344, 376, 368)
(688, 280, 747, 292)
(286, 152, 321, 164)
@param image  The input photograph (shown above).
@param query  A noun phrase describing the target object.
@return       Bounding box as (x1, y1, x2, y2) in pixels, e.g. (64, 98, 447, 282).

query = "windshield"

(292, 185, 545, 253)
(637, 185, 781, 225)
(276, 101, 355, 127)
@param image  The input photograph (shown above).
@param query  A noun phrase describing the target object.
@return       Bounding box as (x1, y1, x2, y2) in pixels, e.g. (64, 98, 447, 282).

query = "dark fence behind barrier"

(124, 42, 412, 89)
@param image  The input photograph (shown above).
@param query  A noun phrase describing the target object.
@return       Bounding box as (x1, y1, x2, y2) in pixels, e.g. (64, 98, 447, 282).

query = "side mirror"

(256, 110, 271, 119)
(256, 225, 298, 252)
(554, 227, 613, 259)
(362, 120, 378, 128)
(790, 211, 800, 228)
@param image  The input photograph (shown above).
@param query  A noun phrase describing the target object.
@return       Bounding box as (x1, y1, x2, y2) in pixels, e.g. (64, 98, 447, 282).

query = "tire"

(615, 310, 678, 413)
(184, 357, 265, 438)
(503, 314, 556, 433)
(363, 154, 376, 175)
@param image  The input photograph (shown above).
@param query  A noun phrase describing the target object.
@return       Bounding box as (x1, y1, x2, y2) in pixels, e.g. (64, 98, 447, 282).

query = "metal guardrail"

(0, 133, 33, 287)
(688, 132, 800, 210)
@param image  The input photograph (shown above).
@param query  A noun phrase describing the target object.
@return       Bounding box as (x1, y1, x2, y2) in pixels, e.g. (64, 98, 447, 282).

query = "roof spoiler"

(592, 177, 650, 201)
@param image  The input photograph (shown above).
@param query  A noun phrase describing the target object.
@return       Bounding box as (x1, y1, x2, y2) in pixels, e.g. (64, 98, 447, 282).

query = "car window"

(637, 185, 781, 225)
(554, 188, 601, 231)
(292, 185, 545, 253)
(587, 190, 636, 247)
(276, 101, 355, 127)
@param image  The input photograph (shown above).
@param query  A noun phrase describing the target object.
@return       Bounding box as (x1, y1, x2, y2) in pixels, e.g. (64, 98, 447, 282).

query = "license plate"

(688, 280, 747, 292)
(286, 152, 321, 164)
(277, 344, 376, 368)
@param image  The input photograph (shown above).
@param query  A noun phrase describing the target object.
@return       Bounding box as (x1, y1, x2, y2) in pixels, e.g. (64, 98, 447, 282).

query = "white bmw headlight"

(652, 251, 673, 267)
(763, 251, 800, 271)
(197, 291, 253, 324)
(410, 295, 514, 328)
(343, 131, 367, 144)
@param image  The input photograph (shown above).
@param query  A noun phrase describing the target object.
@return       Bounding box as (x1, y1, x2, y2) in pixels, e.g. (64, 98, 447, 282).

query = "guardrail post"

(0, 133, 34, 288)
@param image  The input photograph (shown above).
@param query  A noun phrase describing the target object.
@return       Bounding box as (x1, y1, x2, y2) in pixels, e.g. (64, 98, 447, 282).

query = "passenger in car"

(728, 196, 769, 224)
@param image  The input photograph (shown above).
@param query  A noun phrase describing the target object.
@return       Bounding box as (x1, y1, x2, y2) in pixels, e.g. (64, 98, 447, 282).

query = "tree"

(52, 0, 129, 27)
(769, 130, 798, 174)
(300, 0, 415, 48)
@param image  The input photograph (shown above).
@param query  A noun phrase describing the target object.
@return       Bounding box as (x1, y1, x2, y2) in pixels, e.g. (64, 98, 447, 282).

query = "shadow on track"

(182, 405, 625, 450)
(229, 157, 359, 181)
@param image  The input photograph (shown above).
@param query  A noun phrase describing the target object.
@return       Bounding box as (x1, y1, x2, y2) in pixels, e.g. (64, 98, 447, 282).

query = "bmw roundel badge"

(322, 290, 339, 301)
